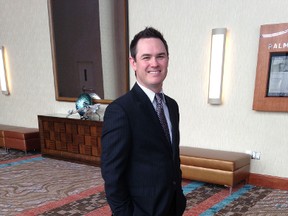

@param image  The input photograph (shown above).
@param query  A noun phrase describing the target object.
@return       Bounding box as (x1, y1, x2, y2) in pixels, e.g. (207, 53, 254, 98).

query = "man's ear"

(129, 57, 137, 71)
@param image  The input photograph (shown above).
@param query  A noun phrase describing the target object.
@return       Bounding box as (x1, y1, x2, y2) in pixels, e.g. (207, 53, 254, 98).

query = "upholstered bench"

(180, 146, 250, 193)
(0, 124, 21, 150)
(4, 127, 40, 154)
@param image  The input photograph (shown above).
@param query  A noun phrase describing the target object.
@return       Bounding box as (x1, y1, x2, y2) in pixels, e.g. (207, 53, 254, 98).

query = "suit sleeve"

(101, 102, 133, 216)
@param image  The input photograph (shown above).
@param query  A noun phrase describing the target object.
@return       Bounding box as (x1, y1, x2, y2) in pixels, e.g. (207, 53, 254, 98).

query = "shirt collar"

(137, 81, 165, 103)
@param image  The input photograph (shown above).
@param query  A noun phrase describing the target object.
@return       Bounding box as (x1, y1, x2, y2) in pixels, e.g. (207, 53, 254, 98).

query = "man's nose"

(150, 57, 159, 66)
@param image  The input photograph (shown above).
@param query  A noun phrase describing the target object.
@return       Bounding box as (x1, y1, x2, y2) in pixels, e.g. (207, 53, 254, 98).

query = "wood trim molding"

(248, 173, 288, 190)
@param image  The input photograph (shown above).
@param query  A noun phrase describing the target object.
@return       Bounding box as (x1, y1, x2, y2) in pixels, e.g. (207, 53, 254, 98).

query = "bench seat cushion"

(0, 124, 22, 148)
(180, 146, 251, 187)
(180, 146, 250, 171)
(4, 128, 39, 139)
(4, 127, 40, 152)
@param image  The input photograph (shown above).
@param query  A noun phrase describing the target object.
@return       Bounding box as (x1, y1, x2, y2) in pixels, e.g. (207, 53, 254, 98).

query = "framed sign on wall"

(253, 23, 288, 112)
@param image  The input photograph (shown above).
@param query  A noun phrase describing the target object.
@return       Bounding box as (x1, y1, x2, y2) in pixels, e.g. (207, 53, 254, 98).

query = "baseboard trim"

(248, 173, 288, 190)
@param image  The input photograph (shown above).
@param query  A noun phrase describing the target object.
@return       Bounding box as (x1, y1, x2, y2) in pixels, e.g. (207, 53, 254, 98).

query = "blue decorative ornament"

(75, 93, 92, 116)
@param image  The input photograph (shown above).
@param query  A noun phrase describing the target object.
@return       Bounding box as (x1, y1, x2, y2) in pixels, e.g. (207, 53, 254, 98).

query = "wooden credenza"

(38, 114, 103, 166)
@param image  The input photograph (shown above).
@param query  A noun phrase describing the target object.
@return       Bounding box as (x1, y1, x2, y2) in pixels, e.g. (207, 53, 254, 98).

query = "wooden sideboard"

(38, 114, 103, 166)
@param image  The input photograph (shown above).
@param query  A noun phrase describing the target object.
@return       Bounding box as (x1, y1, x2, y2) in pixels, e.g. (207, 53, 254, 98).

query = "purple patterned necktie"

(155, 93, 171, 143)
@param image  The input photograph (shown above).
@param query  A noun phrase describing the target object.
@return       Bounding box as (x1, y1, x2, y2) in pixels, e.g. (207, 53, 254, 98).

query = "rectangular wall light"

(208, 28, 227, 105)
(0, 46, 9, 95)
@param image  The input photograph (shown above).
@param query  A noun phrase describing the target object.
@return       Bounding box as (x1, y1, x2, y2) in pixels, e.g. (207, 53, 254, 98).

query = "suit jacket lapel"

(131, 84, 159, 126)
(131, 84, 173, 156)
(165, 95, 177, 156)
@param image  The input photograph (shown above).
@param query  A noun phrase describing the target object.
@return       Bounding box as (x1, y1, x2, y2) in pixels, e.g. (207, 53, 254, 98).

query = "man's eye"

(157, 54, 167, 59)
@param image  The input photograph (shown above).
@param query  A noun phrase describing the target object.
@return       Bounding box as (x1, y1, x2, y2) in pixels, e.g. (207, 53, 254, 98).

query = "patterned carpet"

(1, 149, 288, 216)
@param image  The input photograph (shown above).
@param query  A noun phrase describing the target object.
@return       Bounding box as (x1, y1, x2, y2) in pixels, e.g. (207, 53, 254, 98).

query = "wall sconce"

(208, 28, 227, 105)
(0, 46, 9, 95)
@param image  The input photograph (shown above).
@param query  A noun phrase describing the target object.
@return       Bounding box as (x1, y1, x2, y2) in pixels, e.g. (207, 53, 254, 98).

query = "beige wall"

(0, 0, 288, 178)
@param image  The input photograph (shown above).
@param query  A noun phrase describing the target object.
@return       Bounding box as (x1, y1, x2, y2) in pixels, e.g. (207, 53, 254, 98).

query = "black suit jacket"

(101, 83, 186, 216)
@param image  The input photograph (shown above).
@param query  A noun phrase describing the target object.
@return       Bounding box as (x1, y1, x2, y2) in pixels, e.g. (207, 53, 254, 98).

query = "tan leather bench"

(180, 146, 250, 193)
(3, 126, 40, 154)
(0, 124, 22, 150)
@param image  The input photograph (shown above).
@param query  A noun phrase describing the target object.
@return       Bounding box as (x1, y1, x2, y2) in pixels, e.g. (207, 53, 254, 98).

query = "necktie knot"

(155, 93, 164, 104)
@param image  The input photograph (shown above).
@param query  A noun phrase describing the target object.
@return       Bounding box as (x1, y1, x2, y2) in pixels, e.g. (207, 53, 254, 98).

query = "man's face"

(129, 38, 169, 92)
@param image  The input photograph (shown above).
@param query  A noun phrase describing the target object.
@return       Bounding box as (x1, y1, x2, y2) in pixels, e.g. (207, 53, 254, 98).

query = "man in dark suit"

(101, 27, 186, 216)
